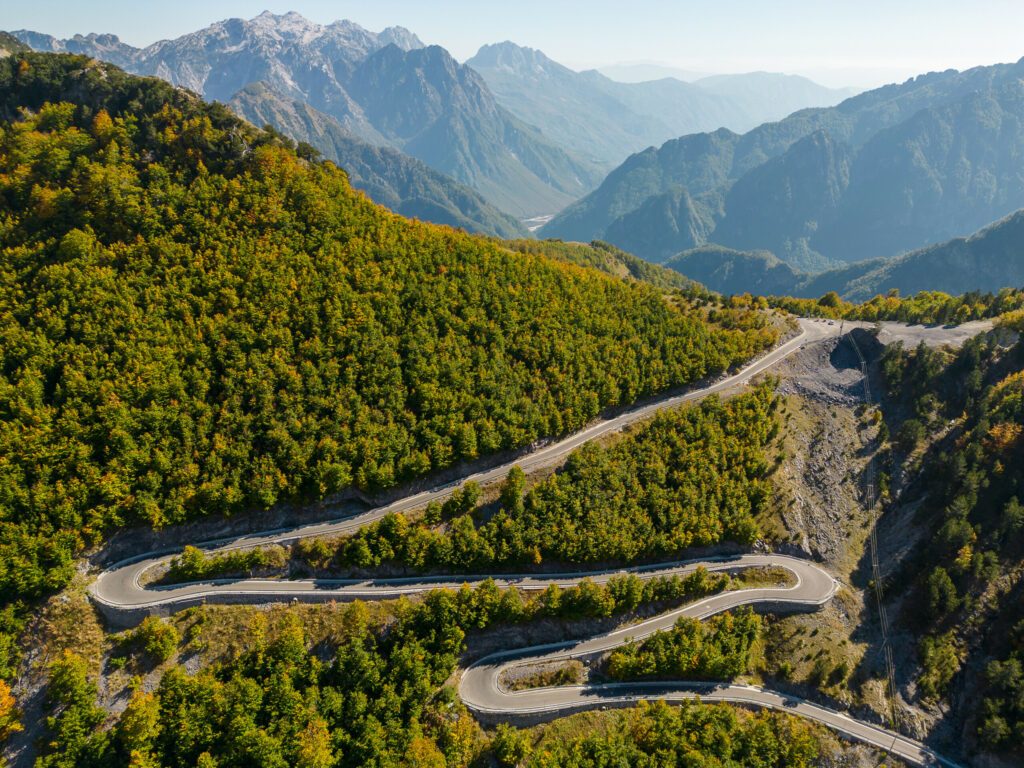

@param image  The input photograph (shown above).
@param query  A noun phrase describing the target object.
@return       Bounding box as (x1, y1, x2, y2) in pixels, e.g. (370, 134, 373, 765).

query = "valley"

(2, 8, 1024, 768)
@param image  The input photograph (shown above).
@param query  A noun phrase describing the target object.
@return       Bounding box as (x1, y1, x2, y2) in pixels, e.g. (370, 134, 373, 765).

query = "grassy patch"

(762, 596, 867, 706)
(171, 600, 389, 664)
(729, 566, 796, 590)
(502, 660, 584, 691)
(33, 577, 104, 676)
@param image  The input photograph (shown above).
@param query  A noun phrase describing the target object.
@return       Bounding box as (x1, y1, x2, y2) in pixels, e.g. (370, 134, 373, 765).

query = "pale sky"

(6, 0, 1024, 88)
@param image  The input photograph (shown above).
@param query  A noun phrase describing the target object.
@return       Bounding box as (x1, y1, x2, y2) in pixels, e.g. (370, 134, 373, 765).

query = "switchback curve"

(88, 319, 970, 768)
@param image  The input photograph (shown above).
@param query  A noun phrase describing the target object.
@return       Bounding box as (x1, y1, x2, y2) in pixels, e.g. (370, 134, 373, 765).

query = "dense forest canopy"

(0, 53, 779, 607)
(878, 334, 1024, 755)
(32, 586, 821, 768)
(767, 288, 1024, 325)
(305, 385, 779, 573)
(169, 386, 779, 581)
(526, 700, 819, 768)
(608, 608, 763, 681)
(505, 239, 698, 291)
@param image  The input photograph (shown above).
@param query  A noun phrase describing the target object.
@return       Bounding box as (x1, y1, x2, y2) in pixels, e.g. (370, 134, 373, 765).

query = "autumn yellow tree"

(0, 679, 20, 741)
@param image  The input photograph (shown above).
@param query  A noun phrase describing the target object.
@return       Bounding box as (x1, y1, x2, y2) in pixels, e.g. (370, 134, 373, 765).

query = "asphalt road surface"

(90, 318, 981, 767)
(459, 555, 958, 768)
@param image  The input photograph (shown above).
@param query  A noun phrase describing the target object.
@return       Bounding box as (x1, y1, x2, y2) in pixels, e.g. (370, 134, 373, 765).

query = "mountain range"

(12, 13, 863, 231)
(542, 58, 1024, 276)
(13, 12, 603, 219)
(598, 62, 710, 83)
(466, 42, 854, 166)
(667, 208, 1024, 300)
(14, 14, 1024, 301)
(229, 82, 527, 238)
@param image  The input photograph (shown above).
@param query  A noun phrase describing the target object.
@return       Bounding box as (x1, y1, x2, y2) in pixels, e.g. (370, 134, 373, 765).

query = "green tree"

(926, 567, 960, 620)
(133, 617, 180, 664)
(500, 466, 526, 516)
(492, 724, 531, 767)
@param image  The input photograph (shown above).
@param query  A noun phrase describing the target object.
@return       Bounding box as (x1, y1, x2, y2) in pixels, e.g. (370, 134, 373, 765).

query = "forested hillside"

(669, 210, 1024, 301)
(163, 385, 777, 581)
(505, 239, 698, 291)
(27, 581, 823, 767)
(874, 326, 1024, 760)
(0, 52, 778, 697)
(666, 245, 805, 296)
(773, 290, 1024, 326)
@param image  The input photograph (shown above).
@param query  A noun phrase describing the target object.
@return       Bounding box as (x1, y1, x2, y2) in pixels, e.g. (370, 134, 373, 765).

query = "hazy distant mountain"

(15, 12, 420, 141)
(712, 130, 853, 271)
(230, 82, 526, 238)
(602, 187, 718, 263)
(667, 210, 1024, 300)
(539, 127, 737, 247)
(467, 43, 745, 165)
(598, 62, 708, 83)
(468, 42, 855, 167)
(0, 31, 29, 56)
(692, 72, 860, 128)
(542, 58, 1024, 274)
(833, 210, 1024, 300)
(13, 29, 137, 66)
(13, 13, 602, 218)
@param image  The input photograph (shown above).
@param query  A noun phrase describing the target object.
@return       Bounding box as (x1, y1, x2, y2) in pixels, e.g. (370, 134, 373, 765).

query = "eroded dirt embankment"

(764, 330, 956, 754)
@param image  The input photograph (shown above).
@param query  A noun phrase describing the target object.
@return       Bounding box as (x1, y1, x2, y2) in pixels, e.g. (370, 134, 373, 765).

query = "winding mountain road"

(89, 318, 978, 768)
(459, 556, 955, 768)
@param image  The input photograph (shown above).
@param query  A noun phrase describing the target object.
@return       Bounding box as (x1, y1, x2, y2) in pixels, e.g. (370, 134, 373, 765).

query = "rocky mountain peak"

(469, 41, 564, 79)
(378, 26, 425, 52)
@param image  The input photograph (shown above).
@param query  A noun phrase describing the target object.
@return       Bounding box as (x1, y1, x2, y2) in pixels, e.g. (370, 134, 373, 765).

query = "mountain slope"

(0, 31, 28, 56)
(468, 43, 856, 167)
(693, 72, 859, 125)
(351, 43, 601, 216)
(505, 239, 698, 290)
(13, 13, 601, 218)
(542, 58, 1024, 273)
(834, 209, 1024, 300)
(602, 187, 718, 263)
(667, 210, 1024, 300)
(811, 84, 1024, 261)
(466, 43, 743, 166)
(714, 130, 853, 271)
(0, 51, 777, 612)
(14, 12, 415, 140)
(229, 82, 526, 237)
(542, 128, 738, 244)
(664, 245, 806, 296)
